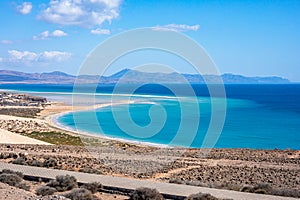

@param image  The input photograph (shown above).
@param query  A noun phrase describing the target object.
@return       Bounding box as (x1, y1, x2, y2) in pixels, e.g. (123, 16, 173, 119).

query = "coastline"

(0, 91, 299, 198)
(0, 89, 172, 147)
(1, 90, 300, 150)
(41, 99, 171, 148)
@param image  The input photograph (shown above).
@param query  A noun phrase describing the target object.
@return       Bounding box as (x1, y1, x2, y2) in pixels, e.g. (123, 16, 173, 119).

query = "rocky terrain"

(0, 118, 53, 133)
(0, 171, 130, 200)
(0, 92, 49, 118)
(0, 168, 224, 200)
(0, 92, 47, 107)
(0, 107, 44, 118)
(0, 144, 299, 198)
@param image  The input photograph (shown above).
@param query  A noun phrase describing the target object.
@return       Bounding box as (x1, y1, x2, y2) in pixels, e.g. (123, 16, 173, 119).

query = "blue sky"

(0, 0, 300, 81)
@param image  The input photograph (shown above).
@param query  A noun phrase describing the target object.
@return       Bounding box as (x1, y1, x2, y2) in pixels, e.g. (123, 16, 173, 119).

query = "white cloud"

(90, 28, 110, 35)
(4, 50, 72, 66)
(38, 0, 122, 27)
(33, 29, 68, 40)
(33, 31, 49, 40)
(90, 0, 120, 8)
(52, 30, 67, 37)
(152, 24, 200, 32)
(17, 2, 32, 15)
(0, 40, 13, 44)
(39, 51, 72, 62)
(8, 50, 38, 61)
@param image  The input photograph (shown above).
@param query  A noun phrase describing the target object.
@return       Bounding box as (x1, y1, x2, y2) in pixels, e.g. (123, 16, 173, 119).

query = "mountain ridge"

(0, 69, 290, 84)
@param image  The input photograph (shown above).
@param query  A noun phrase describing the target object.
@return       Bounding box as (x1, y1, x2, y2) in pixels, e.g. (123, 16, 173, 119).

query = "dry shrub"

(1, 169, 23, 178)
(47, 175, 78, 192)
(79, 168, 100, 174)
(43, 158, 58, 167)
(0, 173, 23, 186)
(130, 187, 164, 200)
(36, 185, 57, 196)
(0, 172, 30, 191)
(12, 157, 27, 165)
(29, 159, 44, 167)
(64, 188, 100, 200)
(185, 192, 219, 200)
(17, 182, 31, 191)
(80, 182, 103, 194)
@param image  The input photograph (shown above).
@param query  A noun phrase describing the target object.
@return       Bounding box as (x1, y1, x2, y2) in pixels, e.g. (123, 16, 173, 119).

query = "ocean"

(1, 84, 299, 149)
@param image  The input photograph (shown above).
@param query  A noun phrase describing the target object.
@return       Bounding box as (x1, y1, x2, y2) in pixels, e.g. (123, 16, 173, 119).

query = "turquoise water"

(1, 84, 300, 149)
(58, 95, 300, 149)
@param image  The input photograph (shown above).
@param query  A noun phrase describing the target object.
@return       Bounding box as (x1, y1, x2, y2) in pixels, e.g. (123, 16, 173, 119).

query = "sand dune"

(0, 128, 50, 145)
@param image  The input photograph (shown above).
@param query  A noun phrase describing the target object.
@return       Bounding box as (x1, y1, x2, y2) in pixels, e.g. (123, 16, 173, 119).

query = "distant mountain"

(0, 70, 75, 84)
(104, 69, 290, 84)
(41, 71, 75, 78)
(221, 73, 290, 84)
(0, 70, 39, 82)
(0, 69, 290, 84)
(108, 68, 131, 79)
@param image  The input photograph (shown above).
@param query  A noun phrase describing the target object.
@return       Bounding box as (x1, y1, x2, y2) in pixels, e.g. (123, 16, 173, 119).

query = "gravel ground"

(0, 108, 43, 118)
(0, 178, 129, 200)
(0, 118, 53, 133)
(0, 182, 36, 200)
(0, 144, 299, 198)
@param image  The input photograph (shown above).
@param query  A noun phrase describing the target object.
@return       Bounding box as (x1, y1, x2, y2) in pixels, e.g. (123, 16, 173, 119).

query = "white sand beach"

(0, 128, 50, 145)
(0, 100, 134, 145)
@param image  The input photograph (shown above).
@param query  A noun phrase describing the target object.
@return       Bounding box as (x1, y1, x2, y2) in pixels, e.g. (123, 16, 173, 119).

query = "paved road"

(0, 162, 297, 200)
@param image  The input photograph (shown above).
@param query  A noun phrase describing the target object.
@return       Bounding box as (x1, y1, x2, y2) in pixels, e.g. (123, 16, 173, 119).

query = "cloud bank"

(38, 0, 122, 27)
(0, 50, 72, 66)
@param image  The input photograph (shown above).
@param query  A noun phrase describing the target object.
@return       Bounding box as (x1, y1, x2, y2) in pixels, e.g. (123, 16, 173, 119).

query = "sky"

(0, 0, 300, 81)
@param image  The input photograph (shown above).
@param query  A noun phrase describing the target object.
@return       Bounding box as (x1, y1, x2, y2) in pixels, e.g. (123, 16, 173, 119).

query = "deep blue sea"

(1, 84, 299, 149)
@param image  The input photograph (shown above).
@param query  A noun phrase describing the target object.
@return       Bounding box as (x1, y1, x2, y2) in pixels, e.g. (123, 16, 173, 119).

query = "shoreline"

(45, 101, 172, 148)
(0, 89, 177, 147)
(1, 89, 299, 150)
(46, 102, 300, 150)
